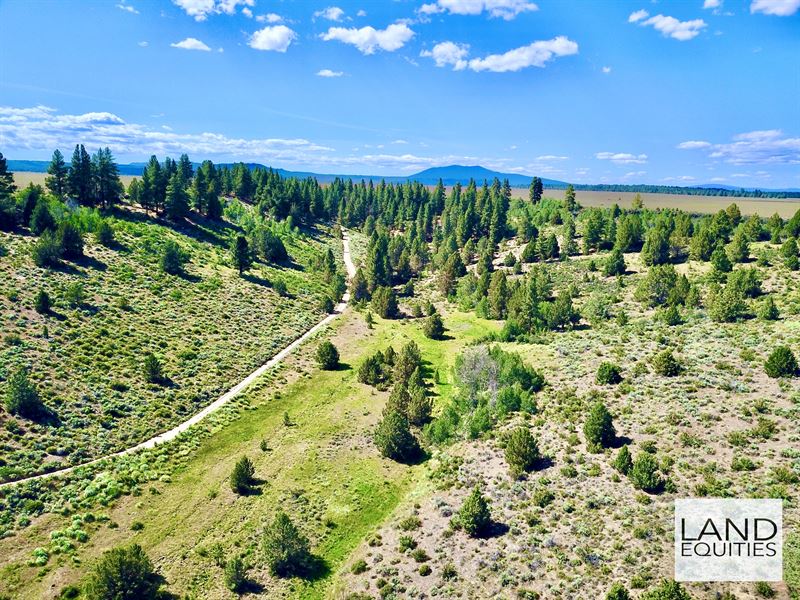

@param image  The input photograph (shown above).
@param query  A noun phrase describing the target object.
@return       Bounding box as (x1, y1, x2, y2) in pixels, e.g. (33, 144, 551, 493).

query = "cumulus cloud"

(170, 37, 212, 51)
(0, 105, 335, 164)
(321, 23, 415, 54)
(595, 152, 648, 164)
(317, 69, 344, 77)
(750, 0, 800, 15)
(679, 130, 800, 165)
(602, 66, 612, 74)
(677, 140, 712, 149)
(419, 0, 538, 20)
(630, 11, 707, 40)
(703, 0, 722, 8)
(172, 0, 253, 21)
(467, 36, 578, 72)
(249, 25, 297, 52)
(257, 13, 282, 23)
(314, 6, 345, 21)
(420, 41, 470, 70)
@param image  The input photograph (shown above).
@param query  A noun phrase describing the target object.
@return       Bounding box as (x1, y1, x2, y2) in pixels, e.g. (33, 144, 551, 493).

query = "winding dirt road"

(0, 231, 356, 490)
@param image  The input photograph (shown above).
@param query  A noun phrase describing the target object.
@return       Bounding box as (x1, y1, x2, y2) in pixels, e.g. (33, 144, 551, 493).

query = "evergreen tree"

(726, 228, 749, 263)
(606, 583, 631, 600)
(407, 376, 432, 426)
(529, 176, 543, 203)
(31, 230, 62, 267)
(758, 296, 779, 321)
(67, 144, 93, 204)
(710, 242, 732, 277)
(458, 486, 492, 537)
(0, 152, 16, 204)
(178, 153, 194, 183)
(584, 400, 616, 451)
(374, 408, 420, 463)
(29, 197, 55, 235)
(423, 312, 445, 339)
(564, 184, 577, 213)
(231, 235, 252, 276)
(223, 557, 247, 593)
(57, 221, 84, 260)
(614, 445, 632, 475)
(45, 149, 68, 198)
(781, 237, 799, 271)
(315, 341, 339, 370)
(84, 544, 162, 600)
(640, 580, 692, 600)
(143, 353, 164, 384)
(164, 173, 189, 219)
(262, 512, 312, 577)
(604, 248, 626, 276)
(371, 286, 398, 319)
(230, 456, 255, 494)
(5, 368, 45, 419)
(629, 452, 663, 492)
(160, 241, 186, 275)
(92, 147, 123, 209)
(641, 225, 671, 266)
(34, 289, 51, 314)
(487, 270, 509, 319)
(350, 267, 369, 302)
(504, 426, 541, 478)
(764, 346, 797, 378)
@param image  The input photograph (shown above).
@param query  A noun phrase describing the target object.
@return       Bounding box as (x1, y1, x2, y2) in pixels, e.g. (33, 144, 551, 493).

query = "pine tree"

(350, 267, 369, 302)
(504, 426, 541, 478)
(164, 173, 189, 219)
(781, 237, 799, 271)
(45, 149, 68, 198)
(160, 241, 186, 274)
(57, 222, 84, 260)
(374, 408, 420, 463)
(67, 144, 93, 205)
(614, 445, 632, 475)
(764, 346, 797, 378)
(84, 544, 162, 600)
(315, 341, 339, 370)
(92, 148, 123, 209)
(5, 368, 45, 419)
(487, 270, 508, 319)
(262, 512, 312, 577)
(458, 486, 492, 537)
(529, 176, 543, 203)
(230, 456, 255, 494)
(0, 152, 16, 203)
(29, 197, 55, 235)
(604, 248, 626, 276)
(423, 312, 445, 339)
(143, 353, 164, 384)
(564, 184, 577, 213)
(584, 401, 616, 451)
(231, 235, 252, 275)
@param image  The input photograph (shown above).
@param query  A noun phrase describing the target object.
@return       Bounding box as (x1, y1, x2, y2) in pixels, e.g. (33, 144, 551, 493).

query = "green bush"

(504, 426, 541, 478)
(614, 446, 632, 475)
(596, 362, 622, 385)
(423, 312, 445, 340)
(230, 456, 255, 495)
(764, 346, 797, 378)
(639, 579, 692, 600)
(57, 222, 84, 259)
(262, 512, 312, 577)
(629, 452, 663, 493)
(31, 230, 62, 267)
(5, 368, 45, 420)
(315, 341, 339, 370)
(371, 286, 398, 319)
(606, 582, 631, 600)
(584, 401, 616, 451)
(143, 353, 164, 384)
(34, 289, 51, 314)
(83, 544, 162, 600)
(458, 486, 492, 537)
(95, 219, 115, 246)
(223, 557, 247, 592)
(757, 296, 779, 321)
(652, 350, 681, 376)
(160, 241, 186, 275)
(604, 248, 626, 276)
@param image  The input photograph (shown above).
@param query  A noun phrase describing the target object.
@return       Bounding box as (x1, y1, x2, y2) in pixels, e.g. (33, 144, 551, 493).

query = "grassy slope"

(0, 304, 499, 599)
(0, 206, 336, 482)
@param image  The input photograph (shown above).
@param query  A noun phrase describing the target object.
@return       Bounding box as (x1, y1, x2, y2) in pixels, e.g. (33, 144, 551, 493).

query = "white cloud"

(622, 170, 647, 180)
(242, 6, 252, 17)
(249, 25, 297, 52)
(703, 0, 722, 8)
(317, 69, 344, 77)
(321, 23, 415, 55)
(467, 36, 578, 72)
(536, 155, 569, 161)
(628, 9, 649, 22)
(138, 41, 149, 47)
(116, 3, 139, 14)
(418, 0, 538, 20)
(750, 0, 800, 15)
(170, 37, 212, 51)
(632, 12, 707, 41)
(0, 105, 334, 164)
(314, 6, 345, 21)
(602, 66, 611, 74)
(257, 13, 283, 23)
(392, 139, 409, 144)
(420, 41, 470, 70)
(677, 140, 712, 149)
(708, 130, 800, 164)
(595, 151, 648, 164)
(172, 0, 253, 20)
(357, 9, 367, 17)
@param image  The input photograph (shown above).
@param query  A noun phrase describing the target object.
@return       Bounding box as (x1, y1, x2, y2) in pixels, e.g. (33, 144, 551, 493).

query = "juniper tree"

(458, 486, 492, 537)
(230, 456, 255, 494)
(629, 452, 663, 493)
(315, 341, 339, 370)
(584, 401, 616, 451)
(423, 312, 445, 339)
(57, 222, 84, 260)
(160, 241, 185, 275)
(614, 445, 632, 475)
(29, 197, 55, 235)
(84, 544, 162, 600)
(781, 237, 799, 271)
(262, 512, 312, 577)
(374, 408, 420, 463)
(5, 368, 45, 419)
(231, 235, 251, 276)
(764, 346, 797, 378)
(143, 353, 164, 384)
(504, 426, 541, 478)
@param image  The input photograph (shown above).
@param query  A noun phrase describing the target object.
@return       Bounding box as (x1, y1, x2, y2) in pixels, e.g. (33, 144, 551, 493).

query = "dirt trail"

(0, 231, 356, 490)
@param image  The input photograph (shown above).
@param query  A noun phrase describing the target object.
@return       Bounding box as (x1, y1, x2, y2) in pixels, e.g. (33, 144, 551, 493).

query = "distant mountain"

(408, 165, 567, 187)
(7, 159, 799, 197)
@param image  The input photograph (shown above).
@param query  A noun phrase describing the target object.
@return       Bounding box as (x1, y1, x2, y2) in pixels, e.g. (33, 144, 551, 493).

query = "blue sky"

(0, 0, 798, 187)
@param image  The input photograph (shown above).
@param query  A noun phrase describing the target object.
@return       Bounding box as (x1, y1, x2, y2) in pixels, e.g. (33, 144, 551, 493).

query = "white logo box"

(675, 498, 783, 582)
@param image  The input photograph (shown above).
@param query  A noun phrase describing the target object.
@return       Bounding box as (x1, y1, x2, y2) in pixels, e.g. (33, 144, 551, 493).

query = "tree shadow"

(331, 362, 352, 372)
(239, 580, 265, 594)
(531, 456, 555, 471)
(476, 521, 510, 540)
(242, 272, 272, 287)
(611, 435, 633, 449)
(297, 554, 331, 582)
(74, 254, 107, 271)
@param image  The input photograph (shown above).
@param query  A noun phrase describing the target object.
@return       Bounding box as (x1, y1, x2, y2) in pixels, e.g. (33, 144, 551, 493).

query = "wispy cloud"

(321, 23, 415, 54)
(750, 0, 800, 15)
(595, 151, 648, 164)
(679, 130, 800, 164)
(116, 3, 139, 14)
(317, 69, 344, 77)
(418, 0, 538, 20)
(170, 37, 212, 51)
(467, 37, 578, 72)
(314, 6, 345, 21)
(629, 10, 707, 40)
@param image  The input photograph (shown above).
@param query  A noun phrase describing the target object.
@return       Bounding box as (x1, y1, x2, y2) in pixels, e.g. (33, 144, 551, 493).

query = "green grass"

(0, 305, 499, 599)
(0, 204, 338, 482)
